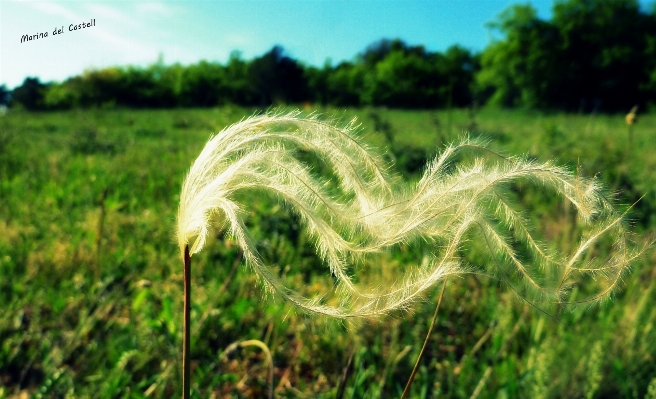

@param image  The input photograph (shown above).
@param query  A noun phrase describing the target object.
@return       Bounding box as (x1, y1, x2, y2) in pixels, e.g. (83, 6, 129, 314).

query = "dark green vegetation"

(5, 0, 656, 113)
(1, 106, 655, 398)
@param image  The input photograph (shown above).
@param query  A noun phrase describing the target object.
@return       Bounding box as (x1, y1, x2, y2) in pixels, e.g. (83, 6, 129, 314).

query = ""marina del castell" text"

(21, 19, 96, 43)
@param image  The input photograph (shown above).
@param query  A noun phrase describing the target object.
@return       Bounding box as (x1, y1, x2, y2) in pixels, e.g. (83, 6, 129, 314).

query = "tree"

(437, 45, 480, 107)
(249, 46, 308, 105)
(180, 61, 225, 107)
(42, 81, 80, 109)
(223, 51, 255, 105)
(12, 77, 48, 110)
(477, 4, 561, 108)
(314, 61, 366, 106)
(362, 47, 438, 107)
(356, 39, 478, 108)
(477, 0, 656, 111)
(551, 0, 651, 111)
(0, 85, 11, 106)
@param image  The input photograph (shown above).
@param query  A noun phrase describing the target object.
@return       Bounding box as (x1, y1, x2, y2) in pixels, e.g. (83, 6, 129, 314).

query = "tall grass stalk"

(336, 349, 355, 399)
(401, 277, 447, 399)
(94, 187, 108, 280)
(182, 245, 191, 399)
(624, 105, 638, 163)
(177, 111, 641, 394)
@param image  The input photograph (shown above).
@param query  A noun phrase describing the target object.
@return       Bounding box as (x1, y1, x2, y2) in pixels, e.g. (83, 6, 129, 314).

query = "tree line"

(5, 0, 656, 112)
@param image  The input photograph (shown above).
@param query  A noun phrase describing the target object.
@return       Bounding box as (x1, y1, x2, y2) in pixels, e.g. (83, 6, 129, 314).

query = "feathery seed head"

(177, 111, 639, 318)
(626, 105, 638, 125)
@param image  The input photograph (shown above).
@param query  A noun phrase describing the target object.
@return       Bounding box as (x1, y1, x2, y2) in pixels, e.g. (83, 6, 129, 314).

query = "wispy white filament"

(177, 111, 636, 318)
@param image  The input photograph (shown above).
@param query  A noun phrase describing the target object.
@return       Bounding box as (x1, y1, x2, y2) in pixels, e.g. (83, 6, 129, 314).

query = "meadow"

(1, 106, 655, 398)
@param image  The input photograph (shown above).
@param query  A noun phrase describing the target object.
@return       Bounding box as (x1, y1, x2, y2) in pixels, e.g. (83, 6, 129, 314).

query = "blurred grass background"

(0, 106, 655, 398)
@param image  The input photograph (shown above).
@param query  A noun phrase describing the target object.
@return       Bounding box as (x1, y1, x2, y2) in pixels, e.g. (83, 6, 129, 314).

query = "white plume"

(177, 111, 637, 318)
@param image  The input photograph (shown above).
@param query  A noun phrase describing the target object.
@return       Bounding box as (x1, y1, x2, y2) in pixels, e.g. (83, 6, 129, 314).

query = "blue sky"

(1, 0, 653, 89)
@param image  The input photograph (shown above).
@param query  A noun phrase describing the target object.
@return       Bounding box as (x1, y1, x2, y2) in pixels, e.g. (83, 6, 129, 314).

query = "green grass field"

(1, 106, 655, 398)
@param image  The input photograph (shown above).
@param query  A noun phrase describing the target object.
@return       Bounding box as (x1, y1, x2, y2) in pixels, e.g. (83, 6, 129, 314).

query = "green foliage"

(477, 5, 561, 108)
(306, 60, 365, 106)
(646, 378, 656, 399)
(11, 77, 47, 111)
(9, 0, 656, 113)
(9, 40, 480, 111)
(480, 0, 656, 111)
(179, 61, 226, 107)
(249, 46, 308, 105)
(0, 85, 12, 106)
(0, 107, 655, 397)
(346, 41, 474, 109)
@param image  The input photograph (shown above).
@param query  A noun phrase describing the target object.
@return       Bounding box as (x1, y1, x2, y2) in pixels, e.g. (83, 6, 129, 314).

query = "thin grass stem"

(94, 187, 108, 281)
(336, 348, 355, 399)
(378, 345, 412, 398)
(401, 277, 448, 399)
(182, 245, 191, 399)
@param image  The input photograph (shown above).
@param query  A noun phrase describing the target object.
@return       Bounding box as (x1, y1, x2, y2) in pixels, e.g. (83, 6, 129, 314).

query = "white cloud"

(224, 32, 253, 47)
(20, 0, 81, 21)
(135, 2, 176, 17)
(84, 3, 140, 26)
(87, 27, 156, 63)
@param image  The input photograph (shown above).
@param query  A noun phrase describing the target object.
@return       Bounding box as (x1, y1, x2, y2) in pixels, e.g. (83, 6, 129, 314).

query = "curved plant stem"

(469, 305, 529, 399)
(378, 345, 412, 398)
(401, 277, 448, 399)
(336, 348, 355, 399)
(223, 339, 274, 399)
(94, 186, 108, 281)
(469, 367, 492, 399)
(183, 245, 191, 399)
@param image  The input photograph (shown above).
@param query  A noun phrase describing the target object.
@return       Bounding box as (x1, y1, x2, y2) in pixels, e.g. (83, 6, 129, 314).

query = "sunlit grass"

(0, 107, 654, 398)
